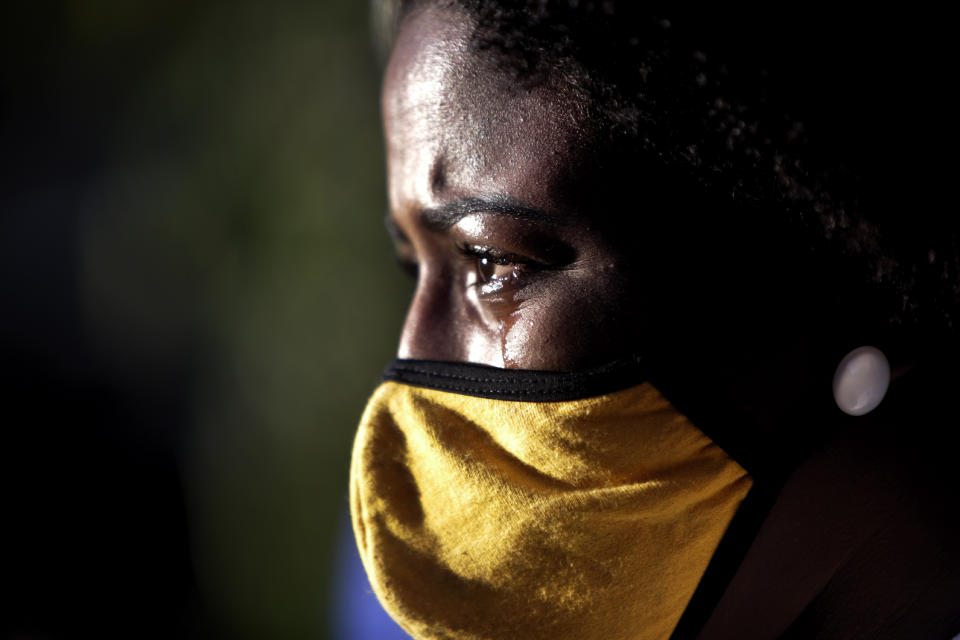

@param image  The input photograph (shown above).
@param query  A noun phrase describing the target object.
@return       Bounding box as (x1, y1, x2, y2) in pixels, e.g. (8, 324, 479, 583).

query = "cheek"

(501, 310, 539, 369)
(500, 268, 632, 370)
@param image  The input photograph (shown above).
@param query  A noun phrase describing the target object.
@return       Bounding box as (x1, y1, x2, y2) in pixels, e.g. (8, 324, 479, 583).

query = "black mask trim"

(381, 355, 646, 402)
(380, 354, 806, 639)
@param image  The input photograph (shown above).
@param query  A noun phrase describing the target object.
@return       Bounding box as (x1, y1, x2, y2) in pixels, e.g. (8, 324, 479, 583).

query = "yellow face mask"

(350, 358, 753, 640)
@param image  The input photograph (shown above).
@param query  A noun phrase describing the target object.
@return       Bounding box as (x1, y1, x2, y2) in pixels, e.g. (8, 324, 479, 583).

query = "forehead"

(382, 5, 596, 214)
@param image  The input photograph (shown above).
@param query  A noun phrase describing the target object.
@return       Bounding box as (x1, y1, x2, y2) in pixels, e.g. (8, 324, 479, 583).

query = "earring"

(832, 345, 891, 416)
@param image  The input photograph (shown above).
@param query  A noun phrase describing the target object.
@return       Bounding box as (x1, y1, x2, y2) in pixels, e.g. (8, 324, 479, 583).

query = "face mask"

(350, 357, 753, 640)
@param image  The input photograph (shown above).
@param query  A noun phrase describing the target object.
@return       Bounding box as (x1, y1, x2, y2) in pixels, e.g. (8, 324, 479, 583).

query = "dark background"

(2, 2, 410, 638)
(4, 4, 958, 639)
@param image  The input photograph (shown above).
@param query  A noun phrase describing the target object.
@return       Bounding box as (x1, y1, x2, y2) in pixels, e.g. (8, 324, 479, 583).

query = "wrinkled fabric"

(351, 380, 752, 640)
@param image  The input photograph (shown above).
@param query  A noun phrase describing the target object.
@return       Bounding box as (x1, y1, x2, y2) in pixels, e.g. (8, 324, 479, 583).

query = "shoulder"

(699, 362, 960, 639)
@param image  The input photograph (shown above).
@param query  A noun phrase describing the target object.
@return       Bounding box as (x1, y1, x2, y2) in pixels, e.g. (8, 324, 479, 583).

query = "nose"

(397, 267, 464, 362)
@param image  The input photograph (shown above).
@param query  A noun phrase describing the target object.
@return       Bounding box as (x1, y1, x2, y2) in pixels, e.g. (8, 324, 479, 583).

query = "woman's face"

(383, 5, 647, 371)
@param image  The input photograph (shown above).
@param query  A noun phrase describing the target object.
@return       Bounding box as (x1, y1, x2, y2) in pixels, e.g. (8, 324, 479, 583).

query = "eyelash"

(397, 256, 418, 280)
(456, 243, 539, 287)
(392, 243, 543, 288)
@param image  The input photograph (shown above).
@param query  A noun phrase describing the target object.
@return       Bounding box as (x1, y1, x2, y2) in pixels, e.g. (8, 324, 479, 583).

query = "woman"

(349, 3, 960, 638)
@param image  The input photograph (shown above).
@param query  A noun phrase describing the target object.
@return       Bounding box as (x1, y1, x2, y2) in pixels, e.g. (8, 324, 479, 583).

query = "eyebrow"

(419, 195, 559, 232)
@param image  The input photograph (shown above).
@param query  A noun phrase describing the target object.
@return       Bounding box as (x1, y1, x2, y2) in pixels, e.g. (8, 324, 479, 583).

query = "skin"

(382, 4, 836, 428)
(383, 4, 644, 371)
(378, 7, 960, 636)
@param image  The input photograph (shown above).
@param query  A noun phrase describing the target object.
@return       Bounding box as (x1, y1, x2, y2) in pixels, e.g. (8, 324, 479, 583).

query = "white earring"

(832, 346, 891, 416)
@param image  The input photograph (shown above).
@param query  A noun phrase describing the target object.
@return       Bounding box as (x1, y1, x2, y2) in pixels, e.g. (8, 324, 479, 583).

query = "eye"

(397, 256, 419, 280)
(458, 243, 532, 292)
(476, 255, 521, 283)
(384, 214, 418, 280)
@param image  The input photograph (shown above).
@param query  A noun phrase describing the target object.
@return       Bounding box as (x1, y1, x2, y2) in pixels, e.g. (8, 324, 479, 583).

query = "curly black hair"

(376, 1, 959, 351)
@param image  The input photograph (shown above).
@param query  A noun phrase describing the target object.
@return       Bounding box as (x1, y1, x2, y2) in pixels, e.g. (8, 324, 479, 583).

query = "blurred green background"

(3, 1, 411, 638)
